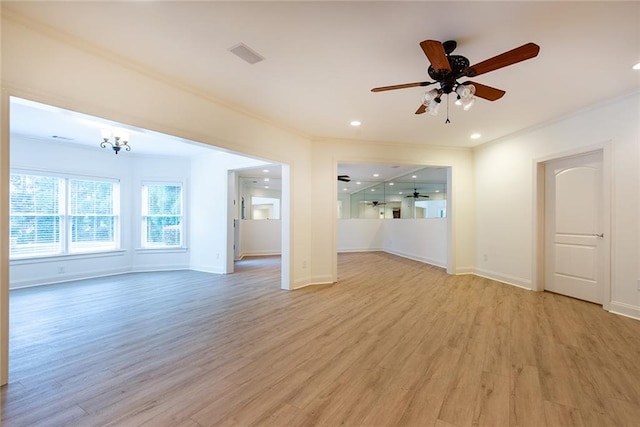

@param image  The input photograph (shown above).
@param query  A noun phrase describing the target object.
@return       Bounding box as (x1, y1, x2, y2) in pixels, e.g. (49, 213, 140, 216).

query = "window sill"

(135, 247, 188, 254)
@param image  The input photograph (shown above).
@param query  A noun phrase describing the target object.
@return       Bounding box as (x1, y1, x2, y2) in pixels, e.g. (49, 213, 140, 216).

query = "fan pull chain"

(445, 94, 451, 124)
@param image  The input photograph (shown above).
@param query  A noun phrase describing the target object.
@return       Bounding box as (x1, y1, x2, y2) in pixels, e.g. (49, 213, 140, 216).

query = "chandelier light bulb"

(428, 96, 441, 116)
(423, 88, 439, 106)
(462, 97, 475, 111)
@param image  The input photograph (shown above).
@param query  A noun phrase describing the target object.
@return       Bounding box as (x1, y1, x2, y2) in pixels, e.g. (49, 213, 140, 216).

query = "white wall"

(239, 219, 282, 257)
(474, 93, 640, 318)
(384, 218, 447, 267)
(189, 153, 229, 274)
(337, 218, 447, 268)
(337, 219, 384, 252)
(190, 152, 273, 273)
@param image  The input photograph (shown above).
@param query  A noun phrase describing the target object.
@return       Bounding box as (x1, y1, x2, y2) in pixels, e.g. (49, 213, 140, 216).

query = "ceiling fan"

(371, 39, 540, 118)
(337, 175, 351, 182)
(365, 200, 386, 207)
(406, 187, 430, 199)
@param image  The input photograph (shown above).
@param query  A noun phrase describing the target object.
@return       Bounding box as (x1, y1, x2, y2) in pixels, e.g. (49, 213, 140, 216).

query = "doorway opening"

(3, 96, 293, 384)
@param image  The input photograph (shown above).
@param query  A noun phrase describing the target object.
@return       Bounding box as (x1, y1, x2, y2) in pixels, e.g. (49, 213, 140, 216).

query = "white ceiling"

(4, 1, 639, 152)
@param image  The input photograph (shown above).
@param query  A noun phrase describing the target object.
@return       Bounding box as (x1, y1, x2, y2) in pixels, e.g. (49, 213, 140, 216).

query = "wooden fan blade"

(371, 81, 435, 92)
(415, 104, 427, 115)
(464, 42, 540, 77)
(420, 40, 451, 73)
(464, 81, 506, 101)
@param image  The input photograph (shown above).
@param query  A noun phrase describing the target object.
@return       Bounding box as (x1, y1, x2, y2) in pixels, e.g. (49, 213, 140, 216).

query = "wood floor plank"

(1, 252, 639, 426)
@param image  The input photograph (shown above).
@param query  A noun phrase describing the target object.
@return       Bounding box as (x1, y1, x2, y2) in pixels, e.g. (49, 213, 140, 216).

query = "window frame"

(140, 180, 186, 250)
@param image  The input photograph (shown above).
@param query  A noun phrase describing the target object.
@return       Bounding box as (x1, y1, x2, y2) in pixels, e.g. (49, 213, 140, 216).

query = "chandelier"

(100, 129, 131, 154)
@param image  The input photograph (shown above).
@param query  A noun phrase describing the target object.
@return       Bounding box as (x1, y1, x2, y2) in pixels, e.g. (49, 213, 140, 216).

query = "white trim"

(186, 265, 227, 275)
(238, 250, 281, 257)
(608, 301, 640, 321)
(135, 247, 187, 254)
(384, 248, 446, 269)
(292, 276, 336, 290)
(532, 142, 613, 310)
(337, 247, 384, 253)
(9, 267, 131, 289)
(474, 269, 532, 290)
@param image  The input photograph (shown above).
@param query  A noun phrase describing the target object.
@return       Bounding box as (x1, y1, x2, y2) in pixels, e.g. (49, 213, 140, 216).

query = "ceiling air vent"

(228, 43, 265, 65)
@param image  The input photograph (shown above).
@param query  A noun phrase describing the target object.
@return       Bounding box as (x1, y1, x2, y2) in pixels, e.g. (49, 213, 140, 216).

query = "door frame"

(532, 142, 612, 310)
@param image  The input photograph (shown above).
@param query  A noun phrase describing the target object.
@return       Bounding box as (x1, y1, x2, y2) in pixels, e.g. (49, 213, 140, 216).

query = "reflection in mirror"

(238, 165, 282, 220)
(337, 165, 447, 219)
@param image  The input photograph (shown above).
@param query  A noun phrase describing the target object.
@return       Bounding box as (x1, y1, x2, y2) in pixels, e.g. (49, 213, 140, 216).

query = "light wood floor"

(1, 252, 639, 426)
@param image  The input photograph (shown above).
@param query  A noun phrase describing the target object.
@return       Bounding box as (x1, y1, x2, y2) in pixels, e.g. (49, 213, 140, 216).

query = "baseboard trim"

(608, 301, 640, 320)
(383, 249, 446, 269)
(239, 251, 281, 257)
(189, 265, 227, 275)
(337, 248, 384, 253)
(474, 268, 532, 290)
(9, 268, 131, 289)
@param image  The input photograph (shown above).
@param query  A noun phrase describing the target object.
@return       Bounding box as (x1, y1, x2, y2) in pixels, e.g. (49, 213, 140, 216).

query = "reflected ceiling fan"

(406, 187, 430, 199)
(337, 175, 351, 182)
(371, 39, 540, 120)
(364, 200, 386, 207)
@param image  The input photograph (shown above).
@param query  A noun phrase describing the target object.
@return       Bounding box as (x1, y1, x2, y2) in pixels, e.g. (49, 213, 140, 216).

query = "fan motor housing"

(427, 54, 470, 81)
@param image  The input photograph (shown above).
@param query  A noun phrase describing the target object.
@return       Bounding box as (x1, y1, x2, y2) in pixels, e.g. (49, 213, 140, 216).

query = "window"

(69, 179, 118, 252)
(10, 172, 119, 259)
(142, 183, 183, 248)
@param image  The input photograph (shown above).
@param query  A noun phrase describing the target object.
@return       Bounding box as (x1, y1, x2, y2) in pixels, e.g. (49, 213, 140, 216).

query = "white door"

(545, 151, 606, 303)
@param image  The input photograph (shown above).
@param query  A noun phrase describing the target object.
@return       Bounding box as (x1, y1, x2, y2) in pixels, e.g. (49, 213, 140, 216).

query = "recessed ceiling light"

(470, 133, 481, 139)
(263, 178, 269, 182)
(263, 169, 269, 173)
(389, 182, 394, 186)
(373, 173, 379, 177)
(399, 192, 403, 195)
(350, 120, 361, 127)
(264, 185, 269, 189)
(343, 188, 348, 191)
(356, 181, 361, 185)
(371, 189, 375, 191)
(411, 175, 417, 179)
(633, 62, 640, 70)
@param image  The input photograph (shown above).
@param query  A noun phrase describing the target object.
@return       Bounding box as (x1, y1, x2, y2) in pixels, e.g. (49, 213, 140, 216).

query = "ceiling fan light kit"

(372, 39, 540, 122)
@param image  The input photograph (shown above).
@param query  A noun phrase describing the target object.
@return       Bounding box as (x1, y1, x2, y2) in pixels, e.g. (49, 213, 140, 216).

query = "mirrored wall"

(337, 166, 447, 219)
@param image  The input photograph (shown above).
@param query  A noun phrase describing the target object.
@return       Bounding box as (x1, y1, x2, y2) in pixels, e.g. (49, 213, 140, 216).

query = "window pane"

(146, 185, 182, 215)
(10, 174, 63, 257)
(142, 183, 183, 248)
(10, 174, 60, 214)
(146, 217, 182, 246)
(69, 179, 117, 253)
(10, 215, 62, 257)
(70, 179, 114, 215)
